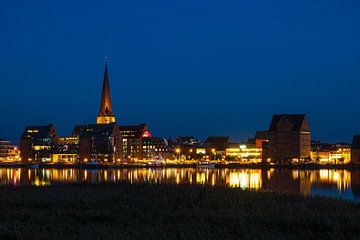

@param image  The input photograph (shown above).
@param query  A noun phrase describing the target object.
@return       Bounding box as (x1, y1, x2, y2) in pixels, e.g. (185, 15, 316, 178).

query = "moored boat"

(197, 161, 215, 169)
(147, 160, 163, 167)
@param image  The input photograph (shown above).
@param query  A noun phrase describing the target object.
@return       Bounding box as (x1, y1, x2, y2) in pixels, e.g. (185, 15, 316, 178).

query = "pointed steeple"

(97, 60, 116, 124)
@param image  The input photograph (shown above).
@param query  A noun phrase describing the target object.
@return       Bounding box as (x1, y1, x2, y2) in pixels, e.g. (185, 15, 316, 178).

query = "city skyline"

(1, 0, 360, 143)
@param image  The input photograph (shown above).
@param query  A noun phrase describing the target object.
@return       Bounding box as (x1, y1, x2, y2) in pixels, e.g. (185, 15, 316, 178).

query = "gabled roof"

(269, 114, 308, 132)
(21, 124, 57, 139)
(119, 124, 148, 138)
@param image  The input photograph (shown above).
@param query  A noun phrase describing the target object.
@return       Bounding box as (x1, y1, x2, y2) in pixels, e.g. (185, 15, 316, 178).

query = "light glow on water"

(1, 167, 359, 201)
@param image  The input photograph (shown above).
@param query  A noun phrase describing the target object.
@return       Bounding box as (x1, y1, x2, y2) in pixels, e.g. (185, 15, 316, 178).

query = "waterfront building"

(225, 142, 262, 162)
(194, 142, 207, 156)
(205, 136, 229, 160)
(170, 136, 202, 160)
(0, 139, 20, 162)
(256, 114, 311, 164)
(51, 136, 79, 163)
(20, 124, 58, 162)
(119, 124, 151, 160)
(311, 141, 351, 164)
(73, 123, 122, 163)
(142, 137, 168, 160)
(351, 135, 360, 164)
(176, 136, 200, 146)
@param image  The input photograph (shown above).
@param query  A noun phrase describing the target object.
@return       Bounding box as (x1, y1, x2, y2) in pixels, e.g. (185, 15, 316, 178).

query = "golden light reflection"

(0, 168, 354, 198)
(227, 170, 262, 189)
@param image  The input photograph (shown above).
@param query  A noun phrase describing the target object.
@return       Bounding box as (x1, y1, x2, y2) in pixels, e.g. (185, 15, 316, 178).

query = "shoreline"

(1, 162, 360, 170)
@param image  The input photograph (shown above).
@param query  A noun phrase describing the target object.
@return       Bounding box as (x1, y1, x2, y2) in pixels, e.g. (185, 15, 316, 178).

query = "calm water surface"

(1, 167, 360, 201)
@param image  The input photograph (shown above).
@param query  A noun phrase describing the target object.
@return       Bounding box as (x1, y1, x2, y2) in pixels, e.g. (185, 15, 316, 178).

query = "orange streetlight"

(211, 148, 216, 161)
(175, 148, 180, 160)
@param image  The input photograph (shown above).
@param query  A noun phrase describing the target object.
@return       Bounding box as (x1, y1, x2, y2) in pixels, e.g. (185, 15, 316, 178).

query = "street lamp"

(175, 148, 180, 161)
(189, 149, 193, 160)
(211, 148, 216, 161)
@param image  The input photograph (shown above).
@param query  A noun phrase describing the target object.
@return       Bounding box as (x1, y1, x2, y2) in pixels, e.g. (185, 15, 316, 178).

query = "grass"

(0, 184, 359, 240)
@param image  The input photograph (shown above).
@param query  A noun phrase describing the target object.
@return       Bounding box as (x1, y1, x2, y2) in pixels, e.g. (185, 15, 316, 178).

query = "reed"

(0, 183, 359, 240)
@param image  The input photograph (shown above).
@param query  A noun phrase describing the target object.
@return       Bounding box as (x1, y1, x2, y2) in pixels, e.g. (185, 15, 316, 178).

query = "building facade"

(225, 142, 262, 162)
(51, 136, 79, 163)
(351, 135, 360, 164)
(0, 139, 20, 162)
(142, 137, 168, 160)
(119, 124, 152, 160)
(257, 114, 311, 163)
(74, 123, 122, 163)
(205, 136, 229, 160)
(311, 141, 351, 164)
(20, 124, 58, 162)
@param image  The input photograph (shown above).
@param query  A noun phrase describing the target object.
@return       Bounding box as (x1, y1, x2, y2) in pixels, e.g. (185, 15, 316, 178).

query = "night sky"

(1, 0, 360, 144)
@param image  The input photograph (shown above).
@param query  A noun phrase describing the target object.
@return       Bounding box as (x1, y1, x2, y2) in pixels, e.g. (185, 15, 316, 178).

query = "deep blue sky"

(1, 0, 360, 144)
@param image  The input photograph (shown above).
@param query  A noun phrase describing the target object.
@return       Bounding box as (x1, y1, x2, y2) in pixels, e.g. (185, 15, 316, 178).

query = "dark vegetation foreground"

(0, 184, 359, 240)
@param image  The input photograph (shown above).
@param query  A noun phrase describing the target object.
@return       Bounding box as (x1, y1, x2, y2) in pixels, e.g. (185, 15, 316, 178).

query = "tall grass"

(0, 183, 359, 240)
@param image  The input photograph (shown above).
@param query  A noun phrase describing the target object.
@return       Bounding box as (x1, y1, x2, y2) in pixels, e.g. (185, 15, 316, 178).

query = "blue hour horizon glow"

(1, 0, 360, 144)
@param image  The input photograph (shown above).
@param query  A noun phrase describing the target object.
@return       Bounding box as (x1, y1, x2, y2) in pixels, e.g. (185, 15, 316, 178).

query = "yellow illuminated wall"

(97, 116, 116, 124)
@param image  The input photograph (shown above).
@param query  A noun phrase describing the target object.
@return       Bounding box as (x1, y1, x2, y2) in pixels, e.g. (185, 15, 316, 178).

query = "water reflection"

(1, 167, 359, 201)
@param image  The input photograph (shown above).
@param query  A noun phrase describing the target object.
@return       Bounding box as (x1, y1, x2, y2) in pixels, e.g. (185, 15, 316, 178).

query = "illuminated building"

(119, 124, 152, 160)
(311, 141, 351, 164)
(0, 139, 20, 162)
(18, 62, 123, 164)
(51, 136, 79, 163)
(176, 136, 200, 146)
(96, 62, 116, 124)
(351, 135, 360, 164)
(20, 124, 58, 162)
(225, 142, 262, 162)
(73, 123, 122, 163)
(257, 114, 311, 163)
(142, 137, 168, 160)
(171, 136, 202, 160)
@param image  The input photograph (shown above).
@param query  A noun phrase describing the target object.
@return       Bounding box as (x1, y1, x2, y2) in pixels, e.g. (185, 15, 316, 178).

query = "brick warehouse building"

(256, 114, 311, 164)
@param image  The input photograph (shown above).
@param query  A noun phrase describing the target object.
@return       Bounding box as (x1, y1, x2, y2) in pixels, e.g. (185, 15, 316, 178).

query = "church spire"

(97, 60, 116, 124)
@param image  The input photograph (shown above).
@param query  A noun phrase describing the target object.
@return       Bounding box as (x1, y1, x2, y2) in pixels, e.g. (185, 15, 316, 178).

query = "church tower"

(96, 61, 116, 124)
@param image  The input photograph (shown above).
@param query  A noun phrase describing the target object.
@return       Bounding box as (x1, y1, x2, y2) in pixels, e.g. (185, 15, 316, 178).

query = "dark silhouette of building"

(20, 124, 58, 162)
(351, 170, 360, 198)
(73, 123, 122, 163)
(351, 135, 360, 164)
(256, 114, 311, 163)
(205, 136, 230, 159)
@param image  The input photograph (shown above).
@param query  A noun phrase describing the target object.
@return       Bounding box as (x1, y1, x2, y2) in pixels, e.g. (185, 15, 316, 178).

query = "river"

(1, 167, 360, 201)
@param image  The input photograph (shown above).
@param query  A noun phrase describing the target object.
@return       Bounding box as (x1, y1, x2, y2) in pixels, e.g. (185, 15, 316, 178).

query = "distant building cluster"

(1, 63, 359, 165)
(0, 139, 20, 162)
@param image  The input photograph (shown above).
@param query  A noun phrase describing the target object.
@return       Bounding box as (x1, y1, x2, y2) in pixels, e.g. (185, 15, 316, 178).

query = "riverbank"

(0, 184, 359, 240)
(1, 161, 360, 170)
